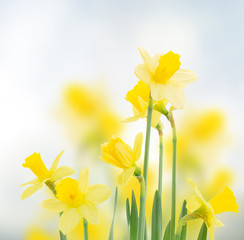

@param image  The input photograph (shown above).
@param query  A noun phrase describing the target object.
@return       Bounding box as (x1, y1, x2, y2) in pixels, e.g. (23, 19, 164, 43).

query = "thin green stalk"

(169, 109, 177, 240)
(158, 127, 163, 196)
(83, 218, 89, 240)
(109, 186, 118, 240)
(138, 95, 153, 240)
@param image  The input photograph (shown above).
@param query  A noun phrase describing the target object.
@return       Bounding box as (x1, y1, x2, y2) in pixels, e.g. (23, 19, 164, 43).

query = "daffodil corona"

(21, 151, 75, 200)
(135, 47, 197, 109)
(100, 133, 143, 186)
(41, 167, 111, 235)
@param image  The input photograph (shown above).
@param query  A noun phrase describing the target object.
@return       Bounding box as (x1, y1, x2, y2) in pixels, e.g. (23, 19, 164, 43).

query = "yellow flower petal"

(138, 47, 158, 74)
(49, 150, 65, 174)
(51, 166, 75, 181)
(78, 202, 99, 225)
(133, 132, 143, 161)
(134, 64, 151, 85)
(59, 208, 82, 234)
(78, 167, 89, 193)
(85, 184, 111, 205)
(21, 181, 43, 200)
(151, 110, 161, 128)
(187, 178, 207, 205)
(20, 178, 39, 187)
(208, 226, 215, 240)
(186, 195, 201, 213)
(100, 152, 124, 169)
(169, 69, 197, 87)
(41, 199, 67, 212)
(209, 186, 239, 215)
(115, 142, 135, 167)
(117, 167, 136, 186)
(123, 113, 146, 123)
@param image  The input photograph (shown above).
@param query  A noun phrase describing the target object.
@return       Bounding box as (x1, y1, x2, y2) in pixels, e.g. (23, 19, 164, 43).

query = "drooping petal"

(59, 208, 82, 235)
(20, 178, 39, 187)
(138, 47, 158, 74)
(41, 199, 67, 212)
(163, 84, 185, 109)
(78, 167, 89, 193)
(78, 202, 99, 225)
(49, 150, 65, 173)
(133, 132, 143, 161)
(99, 152, 124, 169)
(151, 110, 162, 128)
(85, 184, 111, 205)
(51, 166, 75, 181)
(149, 81, 167, 101)
(115, 142, 134, 167)
(123, 112, 146, 123)
(208, 225, 215, 240)
(134, 64, 151, 84)
(21, 181, 43, 200)
(169, 69, 198, 87)
(186, 195, 201, 213)
(209, 186, 239, 215)
(117, 167, 136, 186)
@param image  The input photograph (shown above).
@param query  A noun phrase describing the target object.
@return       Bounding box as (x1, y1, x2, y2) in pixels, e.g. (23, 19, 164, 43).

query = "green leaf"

(163, 220, 171, 240)
(108, 187, 118, 240)
(144, 220, 148, 240)
(126, 198, 130, 226)
(130, 190, 139, 240)
(197, 222, 207, 240)
(179, 200, 187, 240)
(151, 190, 162, 240)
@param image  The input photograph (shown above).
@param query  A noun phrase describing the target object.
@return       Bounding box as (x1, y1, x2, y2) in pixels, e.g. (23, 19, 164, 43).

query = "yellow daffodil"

(21, 151, 75, 200)
(186, 178, 238, 240)
(41, 167, 111, 235)
(25, 227, 57, 240)
(100, 133, 143, 186)
(125, 80, 167, 128)
(135, 47, 197, 109)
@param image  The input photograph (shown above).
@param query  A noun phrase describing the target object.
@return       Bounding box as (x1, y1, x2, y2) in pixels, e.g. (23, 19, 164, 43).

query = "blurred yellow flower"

(100, 133, 143, 186)
(21, 151, 75, 200)
(186, 179, 238, 240)
(135, 47, 197, 109)
(125, 80, 166, 128)
(25, 227, 57, 240)
(41, 167, 111, 235)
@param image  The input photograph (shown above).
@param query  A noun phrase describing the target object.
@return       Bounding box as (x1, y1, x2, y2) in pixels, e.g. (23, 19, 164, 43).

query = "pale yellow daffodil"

(41, 167, 111, 235)
(135, 47, 197, 109)
(125, 80, 167, 128)
(21, 151, 75, 200)
(100, 133, 143, 186)
(186, 178, 238, 240)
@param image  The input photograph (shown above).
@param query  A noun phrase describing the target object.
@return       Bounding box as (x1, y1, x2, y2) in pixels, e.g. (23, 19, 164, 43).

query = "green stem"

(109, 186, 118, 240)
(83, 218, 89, 240)
(138, 95, 153, 240)
(158, 128, 163, 196)
(169, 110, 177, 240)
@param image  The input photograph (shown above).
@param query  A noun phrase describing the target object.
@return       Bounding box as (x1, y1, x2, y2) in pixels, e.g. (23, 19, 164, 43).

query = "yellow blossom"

(186, 178, 238, 240)
(25, 227, 57, 240)
(41, 167, 111, 235)
(125, 80, 167, 128)
(100, 133, 143, 186)
(135, 47, 197, 109)
(21, 151, 75, 200)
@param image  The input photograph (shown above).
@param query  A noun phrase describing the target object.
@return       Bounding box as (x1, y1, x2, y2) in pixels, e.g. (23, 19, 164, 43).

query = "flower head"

(41, 167, 111, 235)
(186, 178, 238, 240)
(125, 80, 167, 128)
(21, 151, 75, 200)
(100, 133, 143, 186)
(135, 47, 197, 109)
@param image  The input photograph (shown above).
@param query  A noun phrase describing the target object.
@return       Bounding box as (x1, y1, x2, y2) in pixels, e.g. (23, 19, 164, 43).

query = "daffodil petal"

(41, 199, 66, 212)
(115, 142, 134, 167)
(59, 208, 82, 235)
(133, 132, 143, 161)
(169, 69, 198, 87)
(123, 113, 146, 123)
(187, 178, 207, 205)
(85, 184, 111, 205)
(151, 110, 161, 128)
(134, 64, 151, 84)
(99, 153, 124, 169)
(209, 186, 239, 215)
(149, 81, 166, 101)
(20, 178, 39, 187)
(51, 166, 75, 181)
(117, 167, 136, 186)
(78, 167, 89, 193)
(138, 47, 158, 74)
(186, 195, 201, 213)
(208, 225, 215, 240)
(78, 202, 99, 225)
(49, 150, 65, 173)
(21, 181, 43, 200)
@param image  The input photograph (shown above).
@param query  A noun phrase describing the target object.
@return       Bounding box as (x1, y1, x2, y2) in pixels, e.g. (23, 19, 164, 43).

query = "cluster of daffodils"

(22, 47, 238, 240)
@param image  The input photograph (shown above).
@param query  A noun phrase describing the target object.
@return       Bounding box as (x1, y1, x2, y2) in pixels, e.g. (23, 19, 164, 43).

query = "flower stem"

(169, 109, 177, 240)
(157, 126, 163, 196)
(138, 95, 153, 240)
(83, 218, 89, 240)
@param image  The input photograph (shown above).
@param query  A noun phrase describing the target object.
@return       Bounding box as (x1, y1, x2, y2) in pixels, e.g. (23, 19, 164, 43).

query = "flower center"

(22, 153, 50, 181)
(56, 178, 85, 207)
(154, 51, 181, 84)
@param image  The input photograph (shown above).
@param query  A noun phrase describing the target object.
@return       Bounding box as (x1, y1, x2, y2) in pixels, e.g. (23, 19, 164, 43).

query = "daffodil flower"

(41, 167, 111, 235)
(184, 178, 238, 240)
(135, 47, 197, 109)
(21, 151, 75, 200)
(124, 80, 167, 128)
(100, 133, 143, 186)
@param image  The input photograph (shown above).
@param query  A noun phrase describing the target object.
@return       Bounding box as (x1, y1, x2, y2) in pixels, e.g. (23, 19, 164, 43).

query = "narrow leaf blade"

(108, 187, 118, 240)
(130, 190, 139, 240)
(179, 200, 187, 240)
(197, 222, 207, 240)
(163, 220, 171, 240)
